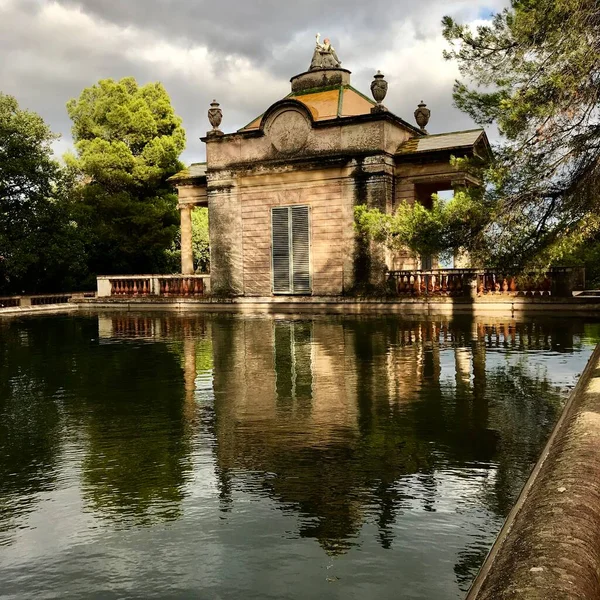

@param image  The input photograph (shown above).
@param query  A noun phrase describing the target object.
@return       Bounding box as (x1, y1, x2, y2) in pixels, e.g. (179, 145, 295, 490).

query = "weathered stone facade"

(169, 49, 490, 297)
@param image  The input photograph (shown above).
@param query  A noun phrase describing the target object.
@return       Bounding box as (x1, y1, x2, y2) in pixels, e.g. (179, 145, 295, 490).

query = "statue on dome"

(310, 33, 341, 70)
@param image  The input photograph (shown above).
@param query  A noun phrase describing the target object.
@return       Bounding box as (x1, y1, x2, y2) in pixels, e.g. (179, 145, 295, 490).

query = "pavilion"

(168, 36, 491, 297)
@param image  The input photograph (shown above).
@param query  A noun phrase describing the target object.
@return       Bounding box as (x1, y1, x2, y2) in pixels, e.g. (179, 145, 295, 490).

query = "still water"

(1, 313, 599, 599)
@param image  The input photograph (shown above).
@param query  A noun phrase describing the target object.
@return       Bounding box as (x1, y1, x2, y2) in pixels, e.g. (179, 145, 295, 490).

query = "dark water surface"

(1, 313, 599, 599)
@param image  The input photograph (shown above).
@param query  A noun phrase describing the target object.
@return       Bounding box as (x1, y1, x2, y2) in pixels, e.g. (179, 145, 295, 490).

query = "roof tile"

(398, 130, 484, 154)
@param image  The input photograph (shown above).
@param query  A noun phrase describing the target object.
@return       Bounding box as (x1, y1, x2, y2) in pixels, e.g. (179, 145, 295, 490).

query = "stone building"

(169, 38, 491, 297)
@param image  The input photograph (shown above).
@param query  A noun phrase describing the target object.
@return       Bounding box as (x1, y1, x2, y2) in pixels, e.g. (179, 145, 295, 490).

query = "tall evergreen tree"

(443, 0, 600, 269)
(66, 77, 186, 275)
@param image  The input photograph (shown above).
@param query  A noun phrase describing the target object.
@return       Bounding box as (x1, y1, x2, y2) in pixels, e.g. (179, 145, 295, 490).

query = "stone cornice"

(201, 109, 423, 144)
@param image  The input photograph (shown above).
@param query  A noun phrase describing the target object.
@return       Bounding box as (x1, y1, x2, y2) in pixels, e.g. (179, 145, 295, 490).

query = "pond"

(1, 312, 599, 599)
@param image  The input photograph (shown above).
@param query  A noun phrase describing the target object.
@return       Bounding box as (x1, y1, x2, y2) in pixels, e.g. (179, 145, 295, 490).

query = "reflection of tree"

(0, 318, 94, 545)
(80, 317, 212, 526)
(454, 541, 491, 591)
(0, 313, 212, 540)
(450, 358, 565, 590)
(80, 341, 192, 525)
(482, 362, 563, 516)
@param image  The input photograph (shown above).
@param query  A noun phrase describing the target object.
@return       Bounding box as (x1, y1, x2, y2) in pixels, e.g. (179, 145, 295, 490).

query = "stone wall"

(205, 107, 412, 171)
(208, 175, 244, 296)
(239, 173, 348, 296)
(207, 164, 356, 297)
(349, 155, 395, 290)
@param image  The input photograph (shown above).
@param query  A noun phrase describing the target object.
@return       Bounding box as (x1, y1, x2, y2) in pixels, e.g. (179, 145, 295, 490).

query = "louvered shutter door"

(272, 207, 291, 293)
(291, 206, 311, 294)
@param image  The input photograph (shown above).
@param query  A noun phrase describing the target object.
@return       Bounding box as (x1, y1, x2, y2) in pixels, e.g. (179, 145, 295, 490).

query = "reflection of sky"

(439, 335, 597, 393)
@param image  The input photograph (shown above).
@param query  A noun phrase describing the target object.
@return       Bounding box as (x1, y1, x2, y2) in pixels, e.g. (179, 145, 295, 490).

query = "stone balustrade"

(0, 293, 87, 308)
(0, 297, 21, 308)
(97, 274, 210, 298)
(110, 278, 152, 296)
(387, 267, 585, 298)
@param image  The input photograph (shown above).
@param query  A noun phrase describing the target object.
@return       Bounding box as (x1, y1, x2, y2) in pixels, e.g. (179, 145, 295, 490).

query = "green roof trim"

(240, 112, 265, 131)
(415, 128, 483, 138)
(336, 85, 344, 117)
(289, 84, 342, 96)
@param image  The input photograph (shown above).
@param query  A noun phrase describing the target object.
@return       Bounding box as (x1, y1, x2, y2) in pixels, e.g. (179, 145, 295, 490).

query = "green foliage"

(0, 93, 88, 294)
(442, 0, 600, 270)
(67, 77, 186, 276)
(165, 208, 210, 274)
(354, 189, 489, 264)
(192, 207, 210, 273)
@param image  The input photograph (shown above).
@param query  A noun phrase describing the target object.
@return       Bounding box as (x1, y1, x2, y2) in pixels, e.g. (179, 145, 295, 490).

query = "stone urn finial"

(414, 101, 430, 132)
(370, 71, 388, 113)
(371, 71, 388, 104)
(208, 99, 223, 134)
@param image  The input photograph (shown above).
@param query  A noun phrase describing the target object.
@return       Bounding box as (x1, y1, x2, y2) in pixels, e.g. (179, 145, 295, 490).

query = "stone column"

(351, 155, 395, 291)
(180, 205, 194, 275)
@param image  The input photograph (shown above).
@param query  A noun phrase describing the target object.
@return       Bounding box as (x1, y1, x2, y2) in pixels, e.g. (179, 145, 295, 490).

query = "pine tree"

(443, 0, 600, 269)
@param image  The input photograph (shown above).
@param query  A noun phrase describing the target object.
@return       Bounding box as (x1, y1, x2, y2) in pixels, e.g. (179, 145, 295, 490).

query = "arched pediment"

(260, 100, 314, 154)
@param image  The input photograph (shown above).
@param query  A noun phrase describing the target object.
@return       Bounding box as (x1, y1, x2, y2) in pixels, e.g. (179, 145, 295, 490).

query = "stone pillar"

(183, 336, 197, 424)
(180, 205, 194, 275)
(207, 182, 244, 296)
(351, 155, 395, 291)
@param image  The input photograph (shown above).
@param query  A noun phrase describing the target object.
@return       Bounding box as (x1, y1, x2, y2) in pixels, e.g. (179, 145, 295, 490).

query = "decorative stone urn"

(208, 100, 223, 133)
(370, 71, 388, 112)
(414, 101, 430, 131)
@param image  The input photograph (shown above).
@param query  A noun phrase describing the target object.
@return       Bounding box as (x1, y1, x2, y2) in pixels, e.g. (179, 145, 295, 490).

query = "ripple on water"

(0, 313, 597, 599)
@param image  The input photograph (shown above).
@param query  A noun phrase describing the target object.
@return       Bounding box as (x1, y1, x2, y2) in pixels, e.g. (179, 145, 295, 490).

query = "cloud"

(0, 0, 509, 163)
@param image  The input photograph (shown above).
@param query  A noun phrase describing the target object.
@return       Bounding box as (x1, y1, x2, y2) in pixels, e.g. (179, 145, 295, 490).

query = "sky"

(0, 0, 508, 165)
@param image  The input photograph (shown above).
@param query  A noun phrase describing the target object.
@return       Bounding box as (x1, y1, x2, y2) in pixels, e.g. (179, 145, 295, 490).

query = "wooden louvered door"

(271, 206, 311, 295)
(272, 207, 291, 293)
(291, 206, 311, 294)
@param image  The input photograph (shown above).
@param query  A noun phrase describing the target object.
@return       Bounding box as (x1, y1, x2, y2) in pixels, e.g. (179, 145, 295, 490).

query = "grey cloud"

(51, 0, 502, 67)
(0, 0, 508, 163)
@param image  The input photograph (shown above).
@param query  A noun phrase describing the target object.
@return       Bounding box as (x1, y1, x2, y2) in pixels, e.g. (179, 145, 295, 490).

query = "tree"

(0, 93, 87, 294)
(442, 0, 600, 270)
(354, 188, 489, 265)
(66, 77, 186, 276)
(192, 208, 210, 273)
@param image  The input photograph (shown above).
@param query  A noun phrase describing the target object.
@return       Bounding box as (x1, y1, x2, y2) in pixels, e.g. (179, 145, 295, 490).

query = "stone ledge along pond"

(1, 312, 599, 599)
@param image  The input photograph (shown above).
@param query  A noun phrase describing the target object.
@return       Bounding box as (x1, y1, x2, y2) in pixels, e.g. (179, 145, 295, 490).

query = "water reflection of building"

(211, 318, 359, 451)
(205, 315, 580, 559)
(209, 318, 448, 552)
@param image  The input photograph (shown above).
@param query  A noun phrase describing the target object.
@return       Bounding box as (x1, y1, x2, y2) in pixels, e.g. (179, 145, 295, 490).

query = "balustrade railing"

(391, 269, 472, 296)
(0, 293, 90, 309)
(98, 274, 210, 298)
(0, 297, 21, 308)
(31, 294, 72, 305)
(158, 276, 205, 296)
(110, 278, 152, 296)
(387, 267, 585, 298)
